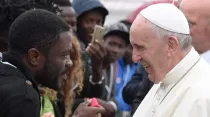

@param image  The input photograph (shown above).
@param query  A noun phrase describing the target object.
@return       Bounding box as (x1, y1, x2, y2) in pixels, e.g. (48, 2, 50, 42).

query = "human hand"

(41, 112, 54, 117)
(97, 99, 115, 117)
(72, 102, 105, 117)
(86, 40, 106, 82)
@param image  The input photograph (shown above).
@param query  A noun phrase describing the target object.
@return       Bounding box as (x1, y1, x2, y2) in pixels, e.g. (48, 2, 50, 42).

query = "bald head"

(180, 0, 210, 18)
(181, 0, 210, 10)
(180, 0, 210, 53)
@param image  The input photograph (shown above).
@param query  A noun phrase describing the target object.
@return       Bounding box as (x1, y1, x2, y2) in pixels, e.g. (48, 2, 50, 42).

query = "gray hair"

(149, 23, 192, 50)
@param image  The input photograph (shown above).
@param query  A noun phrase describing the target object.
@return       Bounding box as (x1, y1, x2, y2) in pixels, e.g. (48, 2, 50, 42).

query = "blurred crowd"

(1, 0, 210, 117)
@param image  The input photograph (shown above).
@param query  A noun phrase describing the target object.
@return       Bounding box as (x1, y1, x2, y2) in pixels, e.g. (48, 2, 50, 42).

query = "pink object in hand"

(90, 98, 100, 107)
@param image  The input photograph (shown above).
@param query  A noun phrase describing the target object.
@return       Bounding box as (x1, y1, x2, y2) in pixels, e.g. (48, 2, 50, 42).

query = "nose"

(66, 59, 73, 68)
(132, 54, 141, 63)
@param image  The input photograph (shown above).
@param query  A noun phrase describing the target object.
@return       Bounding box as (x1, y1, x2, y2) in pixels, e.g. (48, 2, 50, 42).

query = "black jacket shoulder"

(0, 62, 40, 117)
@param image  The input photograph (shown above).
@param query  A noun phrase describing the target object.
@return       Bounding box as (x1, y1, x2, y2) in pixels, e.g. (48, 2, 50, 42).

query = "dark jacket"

(0, 52, 40, 117)
(122, 64, 153, 115)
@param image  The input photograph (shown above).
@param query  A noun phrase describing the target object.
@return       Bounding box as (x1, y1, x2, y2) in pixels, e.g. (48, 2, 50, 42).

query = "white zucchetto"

(140, 3, 190, 34)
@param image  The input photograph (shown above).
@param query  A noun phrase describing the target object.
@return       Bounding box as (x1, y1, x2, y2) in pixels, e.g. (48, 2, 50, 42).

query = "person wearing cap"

(131, 3, 210, 117)
(102, 22, 130, 69)
(95, 22, 130, 117)
(108, 21, 138, 117)
(122, 1, 180, 114)
(179, 0, 210, 64)
(72, 0, 108, 100)
(101, 22, 130, 101)
(115, 46, 138, 117)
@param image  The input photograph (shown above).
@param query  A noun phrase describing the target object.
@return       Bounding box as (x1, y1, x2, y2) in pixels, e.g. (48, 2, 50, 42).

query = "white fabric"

(140, 3, 189, 34)
(2, 62, 17, 68)
(133, 47, 210, 117)
(201, 50, 210, 64)
(108, 101, 118, 112)
(104, 63, 115, 100)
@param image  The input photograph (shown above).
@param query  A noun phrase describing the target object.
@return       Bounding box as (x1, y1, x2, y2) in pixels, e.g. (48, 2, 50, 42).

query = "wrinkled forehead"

(130, 16, 150, 40)
(131, 15, 144, 30)
(131, 15, 150, 32)
(130, 15, 163, 48)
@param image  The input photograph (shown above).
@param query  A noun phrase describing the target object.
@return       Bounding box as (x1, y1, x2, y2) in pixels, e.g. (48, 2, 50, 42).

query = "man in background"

(55, 0, 77, 33)
(180, 0, 210, 64)
(72, 0, 108, 99)
(97, 22, 130, 117)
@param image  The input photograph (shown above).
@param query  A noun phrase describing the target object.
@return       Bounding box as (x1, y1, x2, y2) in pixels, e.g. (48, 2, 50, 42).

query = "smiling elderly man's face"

(130, 16, 173, 84)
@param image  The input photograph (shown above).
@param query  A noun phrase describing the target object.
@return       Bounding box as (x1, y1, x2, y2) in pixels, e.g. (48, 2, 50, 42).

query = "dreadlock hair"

(8, 9, 69, 56)
(54, 0, 72, 7)
(0, 0, 60, 51)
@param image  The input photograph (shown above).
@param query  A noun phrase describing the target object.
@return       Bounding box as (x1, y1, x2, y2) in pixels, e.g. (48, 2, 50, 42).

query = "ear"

(167, 36, 179, 57)
(27, 48, 43, 67)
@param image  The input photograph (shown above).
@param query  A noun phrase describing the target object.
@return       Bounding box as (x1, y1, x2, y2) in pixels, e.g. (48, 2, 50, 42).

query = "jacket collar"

(2, 52, 39, 94)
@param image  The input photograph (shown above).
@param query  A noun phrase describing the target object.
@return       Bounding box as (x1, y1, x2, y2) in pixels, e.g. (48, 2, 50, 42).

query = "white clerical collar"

(201, 50, 210, 64)
(161, 47, 200, 86)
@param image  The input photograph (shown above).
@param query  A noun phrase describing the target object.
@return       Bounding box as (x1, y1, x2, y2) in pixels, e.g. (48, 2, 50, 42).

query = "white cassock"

(133, 47, 210, 117)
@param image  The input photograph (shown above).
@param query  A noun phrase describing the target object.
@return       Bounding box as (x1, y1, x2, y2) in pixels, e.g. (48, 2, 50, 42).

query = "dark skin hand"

(72, 102, 105, 117)
(86, 40, 107, 82)
(97, 98, 115, 117)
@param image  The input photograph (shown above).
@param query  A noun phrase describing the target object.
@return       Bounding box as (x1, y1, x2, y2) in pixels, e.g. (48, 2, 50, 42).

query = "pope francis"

(130, 3, 210, 117)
